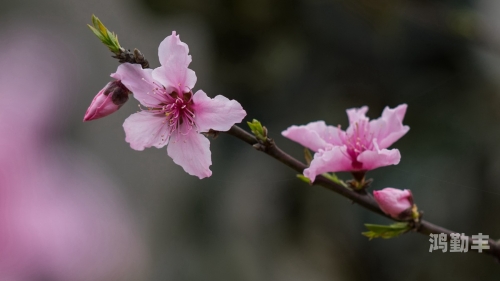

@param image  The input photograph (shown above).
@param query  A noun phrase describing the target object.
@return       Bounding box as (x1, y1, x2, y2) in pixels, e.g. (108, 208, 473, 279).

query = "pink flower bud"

(373, 188, 414, 219)
(83, 80, 130, 121)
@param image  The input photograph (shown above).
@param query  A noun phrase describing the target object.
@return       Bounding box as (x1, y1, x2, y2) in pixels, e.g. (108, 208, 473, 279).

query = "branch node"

(112, 47, 150, 69)
(409, 211, 424, 232)
(202, 129, 219, 139)
(252, 143, 265, 151)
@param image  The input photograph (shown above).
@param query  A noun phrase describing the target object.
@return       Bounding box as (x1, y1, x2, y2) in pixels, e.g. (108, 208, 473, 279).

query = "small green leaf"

(321, 172, 338, 182)
(88, 14, 121, 54)
(321, 172, 347, 187)
(92, 14, 100, 29)
(362, 222, 410, 240)
(296, 174, 311, 184)
(247, 119, 266, 141)
(88, 25, 104, 40)
(97, 19, 107, 34)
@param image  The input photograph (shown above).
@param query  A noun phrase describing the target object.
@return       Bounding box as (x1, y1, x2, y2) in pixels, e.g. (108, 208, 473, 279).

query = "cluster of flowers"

(281, 104, 415, 219)
(84, 31, 415, 220)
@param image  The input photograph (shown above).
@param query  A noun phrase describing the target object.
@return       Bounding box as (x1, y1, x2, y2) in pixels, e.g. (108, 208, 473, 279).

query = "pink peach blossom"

(282, 104, 409, 181)
(83, 80, 130, 121)
(373, 188, 414, 219)
(116, 31, 246, 179)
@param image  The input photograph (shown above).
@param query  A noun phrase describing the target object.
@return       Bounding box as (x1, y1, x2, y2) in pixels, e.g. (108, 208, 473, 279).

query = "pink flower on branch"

(282, 104, 409, 181)
(373, 188, 414, 219)
(117, 31, 246, 179)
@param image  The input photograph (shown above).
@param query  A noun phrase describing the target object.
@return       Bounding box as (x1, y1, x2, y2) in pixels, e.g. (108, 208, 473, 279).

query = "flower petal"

(346, 106, 369, 124)
(369, 104, 409, 149)
(83, 84, 119, 121)
(373, 188, 413, 218)
(113, 63, 165, 107)
(356, 141, 401, 171)
(303, 145, 352, 182)
(282, 121, 343, 152)
(191, 90, 246, 132)
(123, 111, 170, 151)
(158, 31, 192, 68)
(153, 31, 197, 94)
(167, 125, 212, 179)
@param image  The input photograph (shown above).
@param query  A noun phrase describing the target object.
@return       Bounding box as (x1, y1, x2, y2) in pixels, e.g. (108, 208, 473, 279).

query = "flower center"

(341, 120, 374, 169)
(162, 95, 196, 135)
(145, 81, 197, 136)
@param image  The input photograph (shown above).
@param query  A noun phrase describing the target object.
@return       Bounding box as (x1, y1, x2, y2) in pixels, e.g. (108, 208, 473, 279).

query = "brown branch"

(225, 125, 500, 262)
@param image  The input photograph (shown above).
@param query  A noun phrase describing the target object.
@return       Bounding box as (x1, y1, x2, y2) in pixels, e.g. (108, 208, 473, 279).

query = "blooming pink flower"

(373, 188, 414, 219)
(115, 31, 246, 179)
(282, 104, 409, 181)
(83, 80, 130, 121)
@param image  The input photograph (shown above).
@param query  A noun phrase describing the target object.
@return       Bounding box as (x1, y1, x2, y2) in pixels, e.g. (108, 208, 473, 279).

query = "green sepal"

(321, 172, 347, 187)
(247, 119, 267, 141)
(304, 148, 313, 165)
(362, 222, 410, 240)
(88, 14, 121, 54)
(296, 174, 311, 184)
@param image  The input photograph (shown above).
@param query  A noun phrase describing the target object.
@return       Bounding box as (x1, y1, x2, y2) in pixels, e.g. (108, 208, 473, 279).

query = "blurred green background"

(2, 0, 500, 280)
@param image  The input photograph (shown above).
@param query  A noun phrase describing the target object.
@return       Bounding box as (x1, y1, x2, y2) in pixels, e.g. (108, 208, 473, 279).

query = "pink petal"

(191, 90, 246, 132)
(123, 111, 171, 151)
(346, 106, 369, 124)
(369, 104, 410, 149)
(83, 84, 120, 121)
(158, 31, 192, 68)
(303, 145, 352, 182)
(113, 63, 165, 107)
(282, 121, 344, 152)
(167, 124, 212, 179)
(153, 31, 197, 94)
(356, 141, 401, 171)
(373, 188, 413, 218)
(152, 67, 197, 96)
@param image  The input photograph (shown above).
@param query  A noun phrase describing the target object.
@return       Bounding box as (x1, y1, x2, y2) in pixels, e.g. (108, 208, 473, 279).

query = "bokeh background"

(1, 0, 500, 280)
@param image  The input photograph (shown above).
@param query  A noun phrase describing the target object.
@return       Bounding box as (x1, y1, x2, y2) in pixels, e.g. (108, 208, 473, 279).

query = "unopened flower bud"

(373, 188, 414, 219)
(83, 80, 130, 121)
